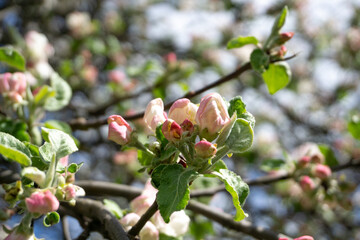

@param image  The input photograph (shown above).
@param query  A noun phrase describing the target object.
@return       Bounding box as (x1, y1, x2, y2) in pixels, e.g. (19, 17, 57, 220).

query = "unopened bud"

(180, 119, 194, 136)
(298, 156, 310, 168)
(195, 140, 217, 158)
(162, 119, 182, 142)
(294, 236, 314, 240)
(299, 176, 315, 192)
(279, 32, 294, 43)
(314, 164, 332, 180)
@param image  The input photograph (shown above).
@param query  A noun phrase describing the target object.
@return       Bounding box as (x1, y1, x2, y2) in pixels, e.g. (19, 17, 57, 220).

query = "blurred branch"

(61, 198, 129, 240)
(187, 200, 284, 240)
(68, 62, 252, 130)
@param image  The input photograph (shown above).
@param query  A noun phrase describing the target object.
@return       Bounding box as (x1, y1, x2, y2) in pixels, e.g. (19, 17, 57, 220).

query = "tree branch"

(61, 198, 129, 240)
(128, 200, 158, 237)
(68, 62, 252, 130)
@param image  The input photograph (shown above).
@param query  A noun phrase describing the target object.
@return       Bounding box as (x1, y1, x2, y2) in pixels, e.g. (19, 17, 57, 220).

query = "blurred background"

(1, 0, 360, 239)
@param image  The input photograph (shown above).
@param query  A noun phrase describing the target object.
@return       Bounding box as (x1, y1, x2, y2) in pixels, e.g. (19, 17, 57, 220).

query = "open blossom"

(0, 72, 27, 103)
(108, 115, 132, 145)
(196, 93, 230, 141)
(168, 98, 198, 125)
(195, 140, 217, 158)
(25, 31, 54, 63)
(144, 98, 167, 133)
(25, 190, 59, 214)
(162, 119, 182, 142)
(120, 213, 159, 240)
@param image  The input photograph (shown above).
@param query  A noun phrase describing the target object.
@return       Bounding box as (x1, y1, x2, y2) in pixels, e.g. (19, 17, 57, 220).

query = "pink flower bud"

(294, 236, 314, 240)
(64, 185, 77, 200)
(25, 190, 59, 214)
(298, 156, 310, 168)
(107, 115, 132, 145)
(161, 119, 182, 142)
(140, 221, 159, 240)
(195, 93, 230, 141)
(168, 98, 198, 125)
(310, 153, 324, 164)
(279, 45, 287, 57)
(59, 155, 69, 166)
(108, 70, 126, 84)
(0, 73, 11, 93)
(299, 176, 315, 192)
(314, 164, 332, 180)
(144, 98, 167, 133)
(195, 140, 217, 158)
(164, 52, 177, 64)
(81, 65, 98, 85)
(278, 238, 289, 240)
(280, 32, 294, 42)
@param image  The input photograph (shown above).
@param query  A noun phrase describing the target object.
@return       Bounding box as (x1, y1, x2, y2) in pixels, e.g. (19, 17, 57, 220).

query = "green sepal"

(43, 212, 60, 227)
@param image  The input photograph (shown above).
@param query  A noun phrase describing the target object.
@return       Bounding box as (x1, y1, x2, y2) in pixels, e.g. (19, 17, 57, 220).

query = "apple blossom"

(25, 31, 54, 63)
(25, 190, 59, 214)
(168, 98, 198, 124)
(107, 115, 132, 145)
(66, 12, 93, 38)
(143, 98, 167, 133)
(0, 72, 27, 103)
(196, 93, 230, 141)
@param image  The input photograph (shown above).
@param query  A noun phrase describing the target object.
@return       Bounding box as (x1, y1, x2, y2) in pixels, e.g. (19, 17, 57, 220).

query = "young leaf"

(138, 149, 153, 166)
(207, 169, 249, 221)
(0, 46, 26, 71)
(43, 120, 79, 147)
(225, 119, 254, 153)
(34, 85, 56, 106)
(262, 62, 291, 95)
(0, 132, 31, 166)
(250, 49, 269, 73)
(348, 114, 360, 140)
(228, 96, 246, 117)
(260, 159, 286, 172)
(318, 144, 339, 167)
(227, 36, 258, 49)
(152, 164, 198, 223)
(104, 199, 123, 219)
(44, 73, 72, 111)
(67, 162, 83, 173)
(41, 128, 78, 159)
(43, 212, 60, 227)
(271, 6, 288, 35)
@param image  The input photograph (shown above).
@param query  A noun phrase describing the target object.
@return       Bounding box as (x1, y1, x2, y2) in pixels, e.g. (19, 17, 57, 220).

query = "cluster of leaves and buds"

(108, 92, 255, 226)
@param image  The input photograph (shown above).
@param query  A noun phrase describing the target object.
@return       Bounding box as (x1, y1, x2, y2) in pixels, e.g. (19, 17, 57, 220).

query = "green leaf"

(41, 128, 78, 159)
(271, 6, 288, 34)
(39, 142, 54, 162)
(228, 96, 246, 117)
(104, 199, 123, 219)
(210, 160, 228, 172)
(318, 144, 339, 167)
(0, 132, 31, 166)
(227, 36, 258, 49)
(225, 119, 254, 153)
(156, 124, 169, 149)
(43, 212, 60, 227)
(0, 118, 30, 142)
(260, 159, 286, 172)
(348, 114, 360, 140)
(138, 149, 153, 166)
(208, 169, 249, 221)
(34, 85, 56, 106)
(262, 62, 291, 94)
(0, 46, 25, 70)
(67, 162, 83, 173)
(250, 49, 269, 73)
(152, 164, 198, 222)
(21, 167, 46, 187)
(44, 73, 72, 111)
(159, 234, 183, 240)
(239, 111, 256, 130)
(43, 120, 79, 147)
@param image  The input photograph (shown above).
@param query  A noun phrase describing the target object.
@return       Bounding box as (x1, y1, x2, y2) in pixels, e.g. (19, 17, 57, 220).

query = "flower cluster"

(292, 143, 332, 193)
(0, 72, 27, 103)
(120, 180, 190, 240)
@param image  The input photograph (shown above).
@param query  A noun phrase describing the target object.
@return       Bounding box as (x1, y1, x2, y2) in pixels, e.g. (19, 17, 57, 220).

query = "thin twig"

(68, 62, 252, 130)
(128, 200, 158, 237)
(62, 216, 72, 240)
